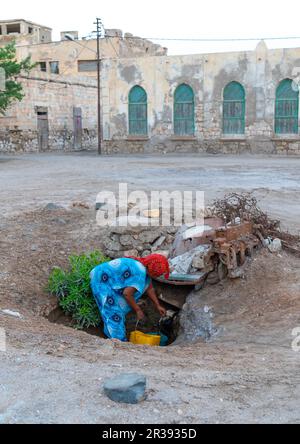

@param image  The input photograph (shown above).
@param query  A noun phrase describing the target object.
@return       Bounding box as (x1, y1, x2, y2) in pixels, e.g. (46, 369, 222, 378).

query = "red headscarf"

(129, 254, 170, 279)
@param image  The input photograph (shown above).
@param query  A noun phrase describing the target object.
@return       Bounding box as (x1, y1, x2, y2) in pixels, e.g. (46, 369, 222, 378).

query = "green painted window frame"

(223, 81, 246, 135)
(275, 79, 299, 135)
(174, 84, 195, 136)
(128, 85, 148, 136)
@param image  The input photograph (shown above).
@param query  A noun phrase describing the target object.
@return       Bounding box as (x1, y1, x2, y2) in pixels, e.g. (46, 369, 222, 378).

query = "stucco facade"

(102, 42, 300, 155)
(15, 29, 167, 79)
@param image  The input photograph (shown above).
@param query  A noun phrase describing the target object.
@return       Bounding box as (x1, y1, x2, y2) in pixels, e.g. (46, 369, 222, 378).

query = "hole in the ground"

(47, 291, 182, 346)
(47, 307, 106, 339)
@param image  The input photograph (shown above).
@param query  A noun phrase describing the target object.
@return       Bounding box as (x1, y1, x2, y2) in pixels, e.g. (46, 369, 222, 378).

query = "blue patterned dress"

(90, 258, 151, 342)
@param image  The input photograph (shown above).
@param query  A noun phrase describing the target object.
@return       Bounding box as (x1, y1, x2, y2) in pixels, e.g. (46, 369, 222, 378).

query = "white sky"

(3, 0, 300, 55)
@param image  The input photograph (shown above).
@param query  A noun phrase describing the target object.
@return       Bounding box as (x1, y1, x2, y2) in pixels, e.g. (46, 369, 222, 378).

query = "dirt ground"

(0, 152, 300, 424)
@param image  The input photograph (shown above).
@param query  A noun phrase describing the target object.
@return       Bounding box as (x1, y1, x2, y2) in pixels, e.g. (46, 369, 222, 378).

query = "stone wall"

(101, 225, 177, 259)
(0, 73, 98, 153)
(103, 138, 300, 155)
(102, 41, 300, 155)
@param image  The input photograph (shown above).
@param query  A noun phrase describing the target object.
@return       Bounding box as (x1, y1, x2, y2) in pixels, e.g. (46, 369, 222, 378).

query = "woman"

(90, 254, 170, 342)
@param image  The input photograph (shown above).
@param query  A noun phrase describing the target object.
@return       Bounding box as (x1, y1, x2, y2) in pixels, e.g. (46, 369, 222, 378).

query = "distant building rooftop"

(0, 19, 52, 44)
(0, 19, 52, 30)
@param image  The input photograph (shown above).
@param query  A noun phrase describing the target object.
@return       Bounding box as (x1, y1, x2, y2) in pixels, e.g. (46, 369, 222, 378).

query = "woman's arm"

(146, 284, 167, 317)
(123, 287, 145, 320)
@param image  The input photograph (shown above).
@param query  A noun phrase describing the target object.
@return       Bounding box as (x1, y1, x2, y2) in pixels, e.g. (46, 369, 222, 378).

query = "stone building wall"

(0, 72, 98, 153)
(101, 42, 300, 155)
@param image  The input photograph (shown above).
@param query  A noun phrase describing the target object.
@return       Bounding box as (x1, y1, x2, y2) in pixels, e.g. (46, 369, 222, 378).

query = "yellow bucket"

(130, 331, 161, 347)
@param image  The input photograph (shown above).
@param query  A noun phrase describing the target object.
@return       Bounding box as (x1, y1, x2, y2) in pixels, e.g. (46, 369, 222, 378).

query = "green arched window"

(275, 79, 299, 134)
(128, 86, 148, 136)
(174, 84, 195, 136)
(223, 81, 245, 134)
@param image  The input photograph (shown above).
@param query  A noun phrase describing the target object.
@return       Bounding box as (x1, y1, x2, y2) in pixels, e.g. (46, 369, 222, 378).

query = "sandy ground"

(1, 152, 300, 232)
(0, 152, 300, 424)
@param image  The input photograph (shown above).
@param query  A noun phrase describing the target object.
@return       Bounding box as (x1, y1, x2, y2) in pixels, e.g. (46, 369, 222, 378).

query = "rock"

(103, 373, 147, 405)
(1, 309, 22, 319)
(142, 250, 151, 257)
(105, 251, 120, 259)
(103, 238, 122, 252)
(110, 222, 156, 235)
(182, 225, 214, 241)
(176, 293, 218, 343)
(138, 231, 161, 244)
(123, 249, 139, 257)
(151, 236, 167, 251)
(119, 235, 134, 247)
(167, 226, 179, 235)
(266, 238, 282, 254)
(44, 203, 63, 211)
(170, 245, 212, 274)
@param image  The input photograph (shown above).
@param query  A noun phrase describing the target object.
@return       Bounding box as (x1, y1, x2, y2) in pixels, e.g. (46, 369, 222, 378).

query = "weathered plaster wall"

(102, 42, 300, 155)
(15, 31, 167, 79)
(0, 73, 98, 153)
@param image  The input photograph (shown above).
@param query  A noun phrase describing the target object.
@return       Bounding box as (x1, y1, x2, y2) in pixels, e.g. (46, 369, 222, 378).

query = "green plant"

(48, 251, 110, 329)
(0, 42, 36, 114)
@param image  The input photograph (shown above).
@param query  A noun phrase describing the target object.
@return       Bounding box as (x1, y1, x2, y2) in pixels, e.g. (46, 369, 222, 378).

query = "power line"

(115, 35, 300, 42)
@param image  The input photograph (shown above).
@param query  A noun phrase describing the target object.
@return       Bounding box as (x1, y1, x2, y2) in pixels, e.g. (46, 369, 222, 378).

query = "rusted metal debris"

(213, 192, 300, 256)
(161, 218, 262, 285)
(155, 193, 299, 301)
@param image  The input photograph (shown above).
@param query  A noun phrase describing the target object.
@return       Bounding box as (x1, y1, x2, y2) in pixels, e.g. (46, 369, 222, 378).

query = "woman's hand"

(157, 304, 167, 318)
(146, 286, 167, 318)
(136, 308, 146, 321)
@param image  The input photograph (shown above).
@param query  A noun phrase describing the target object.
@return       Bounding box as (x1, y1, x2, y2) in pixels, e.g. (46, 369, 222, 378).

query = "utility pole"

(94, 18, 104, 155)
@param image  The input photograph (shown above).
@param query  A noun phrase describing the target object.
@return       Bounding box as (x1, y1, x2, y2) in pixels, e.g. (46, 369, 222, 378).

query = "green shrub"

(48, 251, 110, 329)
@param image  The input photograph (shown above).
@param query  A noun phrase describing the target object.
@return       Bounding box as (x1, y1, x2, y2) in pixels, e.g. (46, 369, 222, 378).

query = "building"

(0, 72, 98, 152)
(0, 19, 52, 45)
(0, 19, 167, 74)
(0, 19, 167, 153)
(101, 41, 300, 155)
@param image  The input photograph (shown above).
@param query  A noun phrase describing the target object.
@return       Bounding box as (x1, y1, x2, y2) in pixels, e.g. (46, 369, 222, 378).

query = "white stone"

(267, 238, 282, 254)
(182, 225, 214, 241)
(1, 309, 22, 319)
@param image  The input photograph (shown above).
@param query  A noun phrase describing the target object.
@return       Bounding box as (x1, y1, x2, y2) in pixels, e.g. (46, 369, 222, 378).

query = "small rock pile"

(102, 224, 177, 259)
